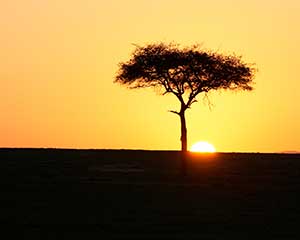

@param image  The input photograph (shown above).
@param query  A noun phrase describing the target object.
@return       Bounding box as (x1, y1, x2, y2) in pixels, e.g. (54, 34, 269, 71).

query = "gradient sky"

(1, 0, 299, 152)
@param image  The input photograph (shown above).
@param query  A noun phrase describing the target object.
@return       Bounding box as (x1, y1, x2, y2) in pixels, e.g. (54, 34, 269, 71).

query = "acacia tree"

(115, 43, 255, 175)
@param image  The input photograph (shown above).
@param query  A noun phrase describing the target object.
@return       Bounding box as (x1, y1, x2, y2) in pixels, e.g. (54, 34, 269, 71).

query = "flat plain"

(1, 149, 300, 239)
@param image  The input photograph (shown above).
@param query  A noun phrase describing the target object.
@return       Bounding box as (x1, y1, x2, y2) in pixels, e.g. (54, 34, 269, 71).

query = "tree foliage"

(115, 43, 255, 112)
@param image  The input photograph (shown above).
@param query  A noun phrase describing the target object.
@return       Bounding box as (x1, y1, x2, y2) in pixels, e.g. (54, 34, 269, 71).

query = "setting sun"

(190, 141, 216, 153)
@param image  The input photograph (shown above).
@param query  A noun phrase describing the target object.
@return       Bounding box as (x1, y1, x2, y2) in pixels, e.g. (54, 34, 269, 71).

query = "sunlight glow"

(190, 141, 216, 153)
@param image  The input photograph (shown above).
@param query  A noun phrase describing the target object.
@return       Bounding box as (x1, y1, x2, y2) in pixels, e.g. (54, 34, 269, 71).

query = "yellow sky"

(1, 0, 299, 152)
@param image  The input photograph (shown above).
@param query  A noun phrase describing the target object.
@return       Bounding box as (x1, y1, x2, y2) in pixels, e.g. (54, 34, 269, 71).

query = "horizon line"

(0, 147, 299, 154)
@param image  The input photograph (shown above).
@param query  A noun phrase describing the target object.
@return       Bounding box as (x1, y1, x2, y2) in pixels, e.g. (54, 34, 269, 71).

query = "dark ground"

(1, 148, 300, 239)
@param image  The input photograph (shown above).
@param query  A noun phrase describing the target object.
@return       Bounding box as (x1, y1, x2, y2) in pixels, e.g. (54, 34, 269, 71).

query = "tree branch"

(161, 73, 186, 107)
(167, 70, 182, 95)
(169, 110, 180, 115)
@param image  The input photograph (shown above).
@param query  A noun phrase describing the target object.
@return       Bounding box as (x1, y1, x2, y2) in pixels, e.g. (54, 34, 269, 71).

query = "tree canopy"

(115, 43, 255, 112)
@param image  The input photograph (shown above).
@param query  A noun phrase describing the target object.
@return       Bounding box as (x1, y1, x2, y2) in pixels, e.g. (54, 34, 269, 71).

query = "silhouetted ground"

(1, 149, 300, 239)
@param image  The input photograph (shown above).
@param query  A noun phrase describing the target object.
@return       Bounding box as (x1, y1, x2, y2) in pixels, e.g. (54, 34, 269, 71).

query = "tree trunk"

(179, 110, 187, 176)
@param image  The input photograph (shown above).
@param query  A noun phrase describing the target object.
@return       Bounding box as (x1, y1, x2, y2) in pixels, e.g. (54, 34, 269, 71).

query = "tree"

(115, 43, 255, 175)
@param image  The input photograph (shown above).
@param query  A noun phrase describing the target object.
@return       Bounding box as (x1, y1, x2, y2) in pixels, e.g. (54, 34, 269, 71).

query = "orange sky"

(1, 0, 299, 152)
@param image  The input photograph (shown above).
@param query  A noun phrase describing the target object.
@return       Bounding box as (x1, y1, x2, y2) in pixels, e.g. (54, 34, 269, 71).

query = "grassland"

(1, 149, 300, 239)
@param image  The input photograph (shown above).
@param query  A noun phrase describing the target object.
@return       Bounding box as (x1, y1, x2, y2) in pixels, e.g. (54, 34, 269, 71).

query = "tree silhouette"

(115, 43, 255, 175)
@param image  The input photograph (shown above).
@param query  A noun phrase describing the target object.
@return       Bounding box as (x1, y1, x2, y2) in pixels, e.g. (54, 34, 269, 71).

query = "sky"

(1, 0, 299, 152)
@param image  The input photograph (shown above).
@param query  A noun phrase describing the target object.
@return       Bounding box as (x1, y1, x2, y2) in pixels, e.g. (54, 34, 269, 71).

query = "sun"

(190, 141, 216, 153)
